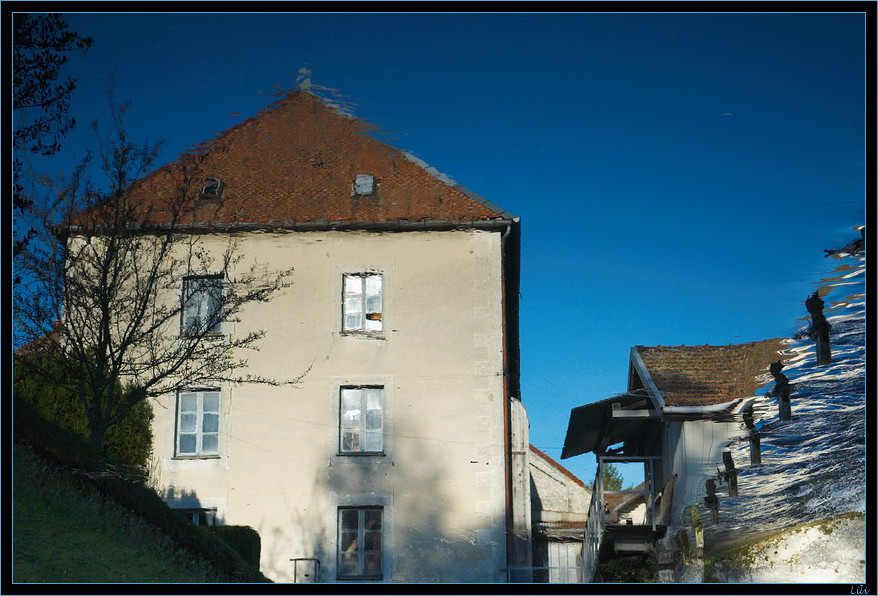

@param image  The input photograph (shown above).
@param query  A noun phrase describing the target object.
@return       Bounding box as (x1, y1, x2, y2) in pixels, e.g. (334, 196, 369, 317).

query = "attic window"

(201, 177, 223, 199)
(353, 174, 375, 196)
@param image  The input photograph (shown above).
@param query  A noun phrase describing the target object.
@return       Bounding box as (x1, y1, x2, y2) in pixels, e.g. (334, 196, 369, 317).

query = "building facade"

(137, 90, 526, 582)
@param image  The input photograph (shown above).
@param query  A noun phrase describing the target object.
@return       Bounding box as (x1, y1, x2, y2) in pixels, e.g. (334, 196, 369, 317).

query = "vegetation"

(13, 97, 300, 452)
(14, 353, 153, 476)
(702, 512, 866, 583)
(597, 551, 657, 583)
(12, 395, 270, 583)
(601, 462, 625, 491)
(13, 13, 92, 254)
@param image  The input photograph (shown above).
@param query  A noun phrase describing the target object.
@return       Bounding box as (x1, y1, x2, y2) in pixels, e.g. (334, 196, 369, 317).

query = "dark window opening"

(201, 177, 223, 198)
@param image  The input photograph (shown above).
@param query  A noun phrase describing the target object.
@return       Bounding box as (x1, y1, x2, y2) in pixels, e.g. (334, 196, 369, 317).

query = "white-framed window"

(176, 389, 220, 456)
(353, 174, 375, 196)
(338, 507, 383, 580)
(182, 275, 223, 335)
(343, 273, 383, 333)
(339, 386, 384, 454)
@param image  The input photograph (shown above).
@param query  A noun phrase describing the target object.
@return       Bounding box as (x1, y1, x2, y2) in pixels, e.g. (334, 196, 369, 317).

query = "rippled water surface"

(708, 250, 866, 547)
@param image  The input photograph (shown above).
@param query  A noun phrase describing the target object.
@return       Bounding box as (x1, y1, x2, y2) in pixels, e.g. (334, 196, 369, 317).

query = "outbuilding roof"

(632, 339, 788, 408)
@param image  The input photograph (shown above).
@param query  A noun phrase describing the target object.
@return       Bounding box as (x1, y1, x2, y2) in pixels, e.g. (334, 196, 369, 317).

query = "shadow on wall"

(254, 417, 506, 583)
(162, 486, 222, 526)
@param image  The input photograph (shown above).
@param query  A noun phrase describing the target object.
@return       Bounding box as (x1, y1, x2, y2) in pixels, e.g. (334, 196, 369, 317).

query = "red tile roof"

(126, 90, 512, 228)
(529, 444, 587, 488)
(634, 339, 788, 407)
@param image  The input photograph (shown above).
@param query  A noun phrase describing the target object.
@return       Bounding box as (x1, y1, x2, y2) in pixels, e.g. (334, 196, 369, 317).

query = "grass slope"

(12, 395, 269, 584)
(13, 444, 229, 583)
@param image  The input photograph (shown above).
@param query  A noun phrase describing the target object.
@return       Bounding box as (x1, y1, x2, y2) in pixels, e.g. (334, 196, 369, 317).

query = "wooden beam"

(611, 409, 660, 419)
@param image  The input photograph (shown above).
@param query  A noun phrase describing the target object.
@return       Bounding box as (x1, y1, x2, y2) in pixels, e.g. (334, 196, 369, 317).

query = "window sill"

(340, 331, 386, 340)
(337, 452, 386, 457)
(178, 334, 225, 343)
(172, 455, 221, 460)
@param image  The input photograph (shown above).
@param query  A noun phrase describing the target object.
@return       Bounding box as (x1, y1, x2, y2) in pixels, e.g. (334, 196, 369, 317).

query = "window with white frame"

(343, 273, 383, 333)
(353, 174, 375, 196)
(339, 386, 384, 454)
(338, 507, 383, 580)
(176, 390, 220, 456)
(182, 275, 223, 335)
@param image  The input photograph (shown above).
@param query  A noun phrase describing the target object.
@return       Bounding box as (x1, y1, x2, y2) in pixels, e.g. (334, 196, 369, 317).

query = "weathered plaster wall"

(149, 229, 510, 583)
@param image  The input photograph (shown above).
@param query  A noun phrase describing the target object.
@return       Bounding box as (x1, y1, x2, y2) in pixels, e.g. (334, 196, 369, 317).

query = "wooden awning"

(561, 392, 660, 459)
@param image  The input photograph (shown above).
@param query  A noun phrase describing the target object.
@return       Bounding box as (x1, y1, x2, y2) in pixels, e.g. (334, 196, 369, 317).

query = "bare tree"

(14, 13, 92, 255)
(14, 101, 300, 451)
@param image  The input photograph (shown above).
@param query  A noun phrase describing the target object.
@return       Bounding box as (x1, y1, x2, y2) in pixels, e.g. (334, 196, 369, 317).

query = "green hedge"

(13, 355, 154, 475)
(208, 525, 261, 569)
(13, 395, 270, 583)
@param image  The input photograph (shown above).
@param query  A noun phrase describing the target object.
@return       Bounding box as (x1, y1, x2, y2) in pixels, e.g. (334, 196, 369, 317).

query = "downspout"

(501, 221, 513, 575)
(500, 219, 522, 578)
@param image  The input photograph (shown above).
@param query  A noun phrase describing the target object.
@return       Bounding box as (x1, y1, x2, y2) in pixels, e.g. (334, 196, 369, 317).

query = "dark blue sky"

(30, 11, 866, 485)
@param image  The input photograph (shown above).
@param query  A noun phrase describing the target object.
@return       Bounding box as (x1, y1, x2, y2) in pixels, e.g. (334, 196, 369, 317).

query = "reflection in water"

(705, 242, 865, 549)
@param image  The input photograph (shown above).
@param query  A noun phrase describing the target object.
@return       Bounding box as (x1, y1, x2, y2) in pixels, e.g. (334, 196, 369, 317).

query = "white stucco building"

(133, 90, 527, 583)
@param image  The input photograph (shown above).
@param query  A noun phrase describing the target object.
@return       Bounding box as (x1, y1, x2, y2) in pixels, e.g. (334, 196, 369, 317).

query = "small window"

(201, 177, 223, 198)
(338, 507, 383, 580)
(353, 174, 375, 196)
(176, 390, 220, 456)
(343, 273, 383, 333)
(175, 508, 217, 526)
(339, 386, 384, 454)
(182, 275, 223, 336)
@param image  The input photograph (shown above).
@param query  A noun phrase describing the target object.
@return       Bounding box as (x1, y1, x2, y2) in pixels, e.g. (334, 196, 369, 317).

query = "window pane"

(364, 529, 381, 551)
(179, 413, 197, 433)
(364, 431, 382, 452)
(201, 433, 218, 454)
(365, 294, 382, 314)
(364, 509, 382, 530)
(338, 553, 358, 576)
(344, 275, 363, 295)
(341, 431, 359, 452)
(364, 553, 382, 575)
(180, 393, 197, 411)
(202, 413, 219, 433)
(364, 409, 382, 431)
(179, 434, 196, 454)
(364, 275, 382, 295)
(340, 509, 359, 531)
(364, 389, 382, 409)
(202, 392, 220, 413)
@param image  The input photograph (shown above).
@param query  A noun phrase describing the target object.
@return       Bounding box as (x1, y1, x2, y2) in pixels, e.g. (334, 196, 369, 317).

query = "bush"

(13, 354, 153, 475)
(208, 525, 261, 569)
(13, 396, 270, 583)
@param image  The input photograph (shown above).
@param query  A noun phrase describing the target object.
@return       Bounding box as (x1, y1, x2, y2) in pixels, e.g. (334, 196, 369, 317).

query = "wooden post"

(743, 406, 762, 464)
(806, 291, 832, 365)
(704, 479, 719, 524)
(749, 432, 762, 465)
(722, 450, 738, 497)
(770, 361, 792, 421)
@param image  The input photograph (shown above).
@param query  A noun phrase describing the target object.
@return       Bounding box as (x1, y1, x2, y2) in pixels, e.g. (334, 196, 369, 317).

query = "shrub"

(208, 525, 261, 569)
(13, 354, 153, 475)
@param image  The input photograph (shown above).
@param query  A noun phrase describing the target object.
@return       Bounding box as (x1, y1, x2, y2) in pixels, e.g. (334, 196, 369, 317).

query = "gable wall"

(149, 228, 510, 582)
